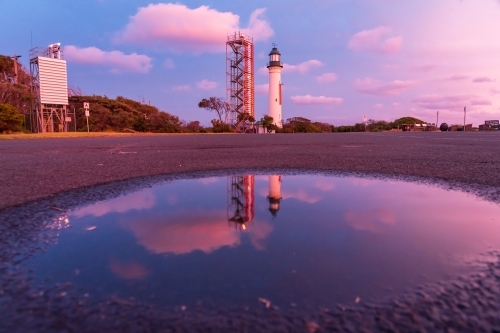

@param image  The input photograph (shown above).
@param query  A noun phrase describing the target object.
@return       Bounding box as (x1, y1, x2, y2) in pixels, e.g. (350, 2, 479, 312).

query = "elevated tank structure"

(226, 32, 255, 132)
(29, 43, 74, 133)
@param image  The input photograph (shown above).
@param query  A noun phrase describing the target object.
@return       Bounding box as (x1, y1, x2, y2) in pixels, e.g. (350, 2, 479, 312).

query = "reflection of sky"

(27, 176, 500, 308)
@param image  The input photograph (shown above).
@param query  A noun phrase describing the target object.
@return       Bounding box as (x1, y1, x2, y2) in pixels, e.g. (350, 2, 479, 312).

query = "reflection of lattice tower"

(29, 43, 70, 133)
(227, 175, 255, 229)
(226, 32, 254, 126)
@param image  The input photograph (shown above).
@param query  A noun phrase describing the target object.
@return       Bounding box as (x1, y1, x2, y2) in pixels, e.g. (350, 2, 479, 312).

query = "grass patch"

(0, 132, 199, 140)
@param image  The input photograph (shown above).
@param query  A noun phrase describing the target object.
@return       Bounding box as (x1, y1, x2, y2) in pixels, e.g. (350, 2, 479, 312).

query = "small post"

(436, 111, 439, 130)
(463, 106, 466, 131)
(84, 102, 90, 132)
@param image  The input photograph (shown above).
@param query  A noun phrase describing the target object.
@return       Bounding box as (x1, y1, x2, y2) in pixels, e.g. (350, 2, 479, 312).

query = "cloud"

(491, 88, 500, 95)
(392, 102, 402, 108)
(290, 95, 344, 105)
(374, 103, 383, 109)
(72, 189, 155, 218)
(255, 83, 269, 94)
(259, 60, 323, 75)
(412, 94, 474, 110)
(123, 210, 272, 255)
(64, 45, 152, 73)
(284, 60, 323, 74)
(348, 26, 402, 54)
(163, 58, 175, 69)
(354, 78, 416, 96)
(172, 85, 191, 92)
(196, 79, 217, 90)
(344, 208, 396, 233)
(410, 64, 438, 73)
(109, 259, 150, 280)
(316, 72, 338, 84)
(281, 189, 321, 204)
(115, 4, 273, 53)
(448, 75, 470, 81)
(473, 76, 495, 83)
(470, 98, 492, 106)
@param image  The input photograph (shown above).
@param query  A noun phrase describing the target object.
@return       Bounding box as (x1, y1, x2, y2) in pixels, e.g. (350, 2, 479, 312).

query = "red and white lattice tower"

(226, 32, 254, 131)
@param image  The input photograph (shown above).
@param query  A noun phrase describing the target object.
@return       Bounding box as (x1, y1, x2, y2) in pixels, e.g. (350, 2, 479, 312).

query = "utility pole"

(463, 106, 466, 131)
(10, 54, 22, 84)
(437, 111, 439, 130)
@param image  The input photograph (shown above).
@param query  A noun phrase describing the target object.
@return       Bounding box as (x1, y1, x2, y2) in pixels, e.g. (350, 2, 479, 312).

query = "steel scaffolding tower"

(227, 175, 255, 230)
(226, 32, 254, 132)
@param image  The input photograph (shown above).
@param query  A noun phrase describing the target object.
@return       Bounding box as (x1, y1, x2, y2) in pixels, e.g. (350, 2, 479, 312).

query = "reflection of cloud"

(198, 177, 219, 185)
(344, 208, 396, 233)
(123, 210, 273, 255)
(349, 179, 377, 187)
(247, 220, 273, 251)
(109, 259, 150, 280)
(72, 190, 155, 218)
(166, 194, 178, 205)
(314, 180, 335, 191)
(282, 190, 321, 204)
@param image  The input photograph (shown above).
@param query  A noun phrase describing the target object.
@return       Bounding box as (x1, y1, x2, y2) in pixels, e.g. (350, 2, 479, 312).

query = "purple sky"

(1, 0, 499, 126)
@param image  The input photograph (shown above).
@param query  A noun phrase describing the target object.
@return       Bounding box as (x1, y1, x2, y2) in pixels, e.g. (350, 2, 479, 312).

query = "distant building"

(479, 120, 499, 131)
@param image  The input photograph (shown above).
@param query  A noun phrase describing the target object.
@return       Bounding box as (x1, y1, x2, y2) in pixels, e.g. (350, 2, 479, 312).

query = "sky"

(1, 0, 499, 126)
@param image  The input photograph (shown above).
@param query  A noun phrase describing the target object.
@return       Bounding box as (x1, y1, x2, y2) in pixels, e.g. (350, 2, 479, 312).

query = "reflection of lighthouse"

(227, 175, 255, 230)
(267, 45, 283, 128)
(267, 175, 282, 217)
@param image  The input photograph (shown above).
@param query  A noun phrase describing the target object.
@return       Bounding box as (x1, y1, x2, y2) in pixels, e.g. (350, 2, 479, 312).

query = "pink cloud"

(115, 4, 273, 53)
(72, 189, 155, 218)
(255, 83, 269, 94)
(348, 26, 402, 54)
(354, 78, 416, 96)
(196, 79, 217, 90)
(64, 45, 152, 73)
(163, 58, 175, 69)
(410, 64, 438, 73)
(109, 259, 150, 280)
(344, 208, 396, 233)
(491, 88, 500, 95)
(172, 85, 191, 92)
(473, 76, 496, 83)
(290, 95, 344, 105)
(258, 59, 323, 75)
(284, 60, 323, 74)
(448, 75, 470, 81)
(316, 72, 338, 84)
(412, 94, 474, 110)
(374, 103, 383, 109)
(470, 98, 492, 106)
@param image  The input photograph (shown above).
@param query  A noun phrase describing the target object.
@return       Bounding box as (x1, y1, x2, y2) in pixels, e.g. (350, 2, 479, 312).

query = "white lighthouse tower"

(267, 45, 283, 128)
(267, 175, 282, 217)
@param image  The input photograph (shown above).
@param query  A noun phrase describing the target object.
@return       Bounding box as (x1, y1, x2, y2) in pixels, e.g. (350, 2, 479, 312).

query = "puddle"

(24, 174, 500, 309)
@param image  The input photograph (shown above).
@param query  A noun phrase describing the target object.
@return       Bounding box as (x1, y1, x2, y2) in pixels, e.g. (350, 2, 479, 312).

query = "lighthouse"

(267, 45, 283, 128)
(267, 175, 282, 217)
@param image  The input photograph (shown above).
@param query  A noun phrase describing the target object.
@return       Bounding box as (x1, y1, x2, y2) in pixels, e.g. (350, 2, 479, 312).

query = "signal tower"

(227, 175, 255, 230)
(29, 43, 73, 133)
(226, 32, 255, 132)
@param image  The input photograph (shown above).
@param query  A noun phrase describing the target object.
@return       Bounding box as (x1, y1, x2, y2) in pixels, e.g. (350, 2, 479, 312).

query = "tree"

(261, 115, 278, 132)
(198, 97, 231, 123)
(0, 103, 24, 132)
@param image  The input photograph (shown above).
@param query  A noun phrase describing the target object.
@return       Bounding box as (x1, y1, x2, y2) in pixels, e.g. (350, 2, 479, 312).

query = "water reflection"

(25, 174, 500, 309)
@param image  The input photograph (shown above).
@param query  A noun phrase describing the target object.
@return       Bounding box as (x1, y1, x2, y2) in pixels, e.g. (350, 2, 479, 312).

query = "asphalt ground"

(1, 131, 500, 332)
(1, 131, 500, 210)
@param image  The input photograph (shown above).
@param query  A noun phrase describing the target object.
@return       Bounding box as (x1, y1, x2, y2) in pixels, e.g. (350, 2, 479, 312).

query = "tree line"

(0, 53, 426, 134)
